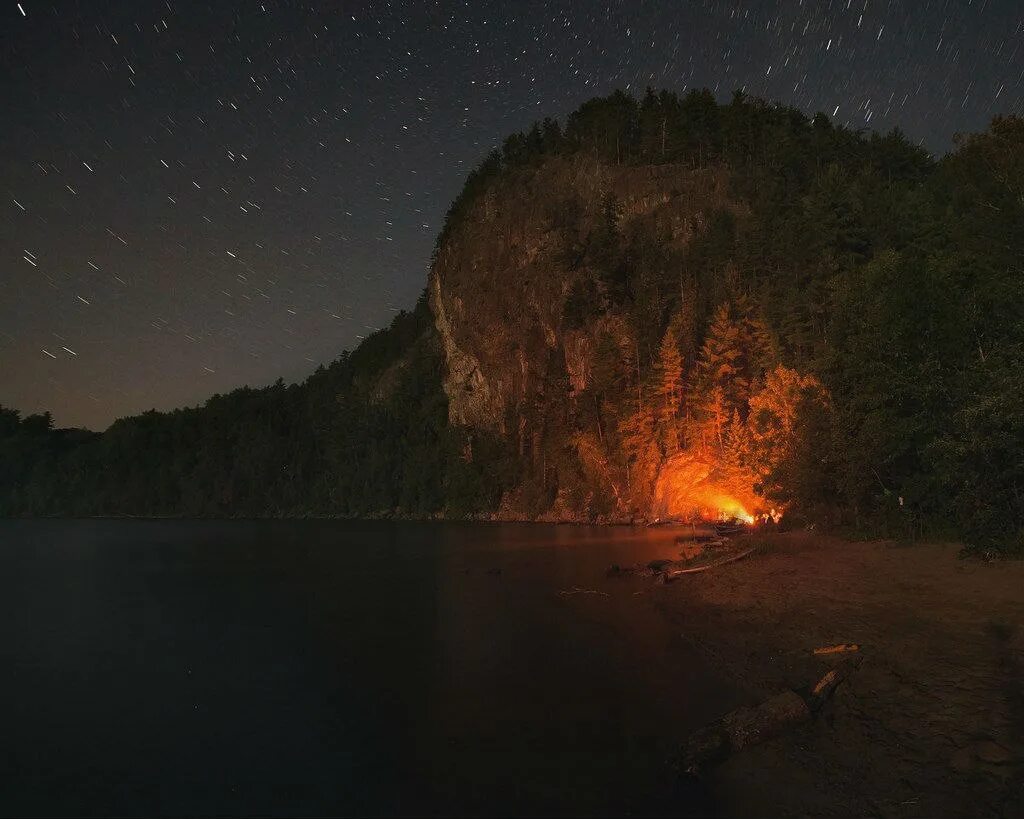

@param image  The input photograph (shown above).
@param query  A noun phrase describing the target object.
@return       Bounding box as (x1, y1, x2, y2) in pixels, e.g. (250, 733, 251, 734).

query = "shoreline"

(6, 512, 650, 526)
(642, 531, 1024, 817)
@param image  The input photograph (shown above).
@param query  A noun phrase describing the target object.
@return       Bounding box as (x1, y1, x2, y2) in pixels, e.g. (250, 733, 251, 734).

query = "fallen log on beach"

(813, 643, 860, 656)
(557, 586, 609, 597)
(681, 690, 811, 774)
(608, 542, 761, 580)
(680, 656, 861, 775)
(805, 658, 860, 711)
(663, 546, 757, 577)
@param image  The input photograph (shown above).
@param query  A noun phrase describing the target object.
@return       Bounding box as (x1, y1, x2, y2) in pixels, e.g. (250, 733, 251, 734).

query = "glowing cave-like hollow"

(650, 451, 769, 525)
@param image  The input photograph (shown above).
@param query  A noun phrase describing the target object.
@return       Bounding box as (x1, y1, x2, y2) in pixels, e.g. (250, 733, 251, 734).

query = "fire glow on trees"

(647, 357, 826, 526)
(614, 297, 829, 526)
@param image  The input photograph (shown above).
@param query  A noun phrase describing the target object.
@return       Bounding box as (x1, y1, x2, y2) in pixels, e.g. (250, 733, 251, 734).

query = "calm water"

(0, 520, 739, 816)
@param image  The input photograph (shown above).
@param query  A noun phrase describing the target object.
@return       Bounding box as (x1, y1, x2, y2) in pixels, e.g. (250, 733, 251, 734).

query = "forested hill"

(2, 89, 1022, 553)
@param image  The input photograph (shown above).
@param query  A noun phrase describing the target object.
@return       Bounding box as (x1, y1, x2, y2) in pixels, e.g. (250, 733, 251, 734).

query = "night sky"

(2, 1, 1022, 431)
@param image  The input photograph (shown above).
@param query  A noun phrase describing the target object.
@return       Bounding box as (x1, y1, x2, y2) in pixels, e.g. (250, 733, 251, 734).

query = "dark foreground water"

(0, 520, 739, 816)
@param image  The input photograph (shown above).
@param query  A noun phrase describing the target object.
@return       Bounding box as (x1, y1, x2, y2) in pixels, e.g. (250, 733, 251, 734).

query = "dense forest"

(2, 88, 1021, 553)
(0, 293, 513, 520)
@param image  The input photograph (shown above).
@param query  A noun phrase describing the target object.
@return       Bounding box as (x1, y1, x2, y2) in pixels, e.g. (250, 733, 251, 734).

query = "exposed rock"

(651, 451, 767, 523)
(429, 156, 738, 518)
(429, 271, 504, 429)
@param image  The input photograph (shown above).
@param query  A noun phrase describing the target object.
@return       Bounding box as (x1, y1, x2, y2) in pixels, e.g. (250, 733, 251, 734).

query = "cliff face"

(428, 155, 742, 521)
(431, 157, 732, 428)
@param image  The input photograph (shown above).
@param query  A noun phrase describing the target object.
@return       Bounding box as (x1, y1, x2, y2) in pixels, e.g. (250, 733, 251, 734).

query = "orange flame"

(708, 494, 756, 525)
(651, 452, 779, 526)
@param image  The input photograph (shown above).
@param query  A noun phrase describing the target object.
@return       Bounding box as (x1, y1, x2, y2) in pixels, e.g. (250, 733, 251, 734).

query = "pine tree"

(732, 293, 776, 376)
(617, 396, 659, 507)
(698, 298, 775, 423)
(653, 324, 684, 452)
(699, 304, 744, 402)
(700, 385, 730, 451)
(723, 409, 749, 469)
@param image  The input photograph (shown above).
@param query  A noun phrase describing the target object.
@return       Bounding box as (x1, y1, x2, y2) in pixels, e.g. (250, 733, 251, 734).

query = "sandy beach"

(643, 531, 1024, 817)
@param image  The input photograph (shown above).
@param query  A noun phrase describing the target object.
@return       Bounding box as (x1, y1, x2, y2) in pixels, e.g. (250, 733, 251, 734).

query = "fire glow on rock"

(650, 451, 776, 525)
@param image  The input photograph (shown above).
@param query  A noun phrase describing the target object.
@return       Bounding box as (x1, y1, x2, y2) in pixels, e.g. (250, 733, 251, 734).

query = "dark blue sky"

(2, 0, 1022, 430)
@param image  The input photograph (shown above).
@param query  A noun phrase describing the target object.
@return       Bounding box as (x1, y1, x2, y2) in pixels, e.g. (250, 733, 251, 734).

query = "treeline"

(438, 88, 930, 251)
(0, 294, 513, 519)
(2, 88, 1021, 552)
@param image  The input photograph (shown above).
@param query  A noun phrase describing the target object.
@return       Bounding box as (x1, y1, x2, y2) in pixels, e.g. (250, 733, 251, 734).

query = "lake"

(0, 519, 740, 816)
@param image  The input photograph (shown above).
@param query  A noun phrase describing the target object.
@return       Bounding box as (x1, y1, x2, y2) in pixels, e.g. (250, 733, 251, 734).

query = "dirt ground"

(650, 531, 1024, 818)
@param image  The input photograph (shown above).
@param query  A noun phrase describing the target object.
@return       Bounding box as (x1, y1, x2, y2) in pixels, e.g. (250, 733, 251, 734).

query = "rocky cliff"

(431, 157, 734, 428)
(427, 154, 761, 522)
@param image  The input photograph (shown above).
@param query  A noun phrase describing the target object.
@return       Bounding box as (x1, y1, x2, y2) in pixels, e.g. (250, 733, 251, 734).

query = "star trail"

(2, 0, 1021, 430)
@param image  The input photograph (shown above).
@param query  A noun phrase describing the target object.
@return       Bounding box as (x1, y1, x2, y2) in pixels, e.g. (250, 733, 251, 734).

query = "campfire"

(650, 450, 779, 527)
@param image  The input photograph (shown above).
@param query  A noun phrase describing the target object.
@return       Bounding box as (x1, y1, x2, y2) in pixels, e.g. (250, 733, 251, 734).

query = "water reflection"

(1, 520, 734, 816)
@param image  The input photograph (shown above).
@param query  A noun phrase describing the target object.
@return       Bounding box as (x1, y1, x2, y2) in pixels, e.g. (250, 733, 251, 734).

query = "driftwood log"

(681, 657, 861, 775)
(681, 690, 811, 774)
(608, 545, 757, 580)
(664, 547, 756, 577)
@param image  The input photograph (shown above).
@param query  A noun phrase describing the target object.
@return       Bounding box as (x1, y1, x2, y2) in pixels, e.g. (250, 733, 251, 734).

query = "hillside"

(2, 89, 1022, 552)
